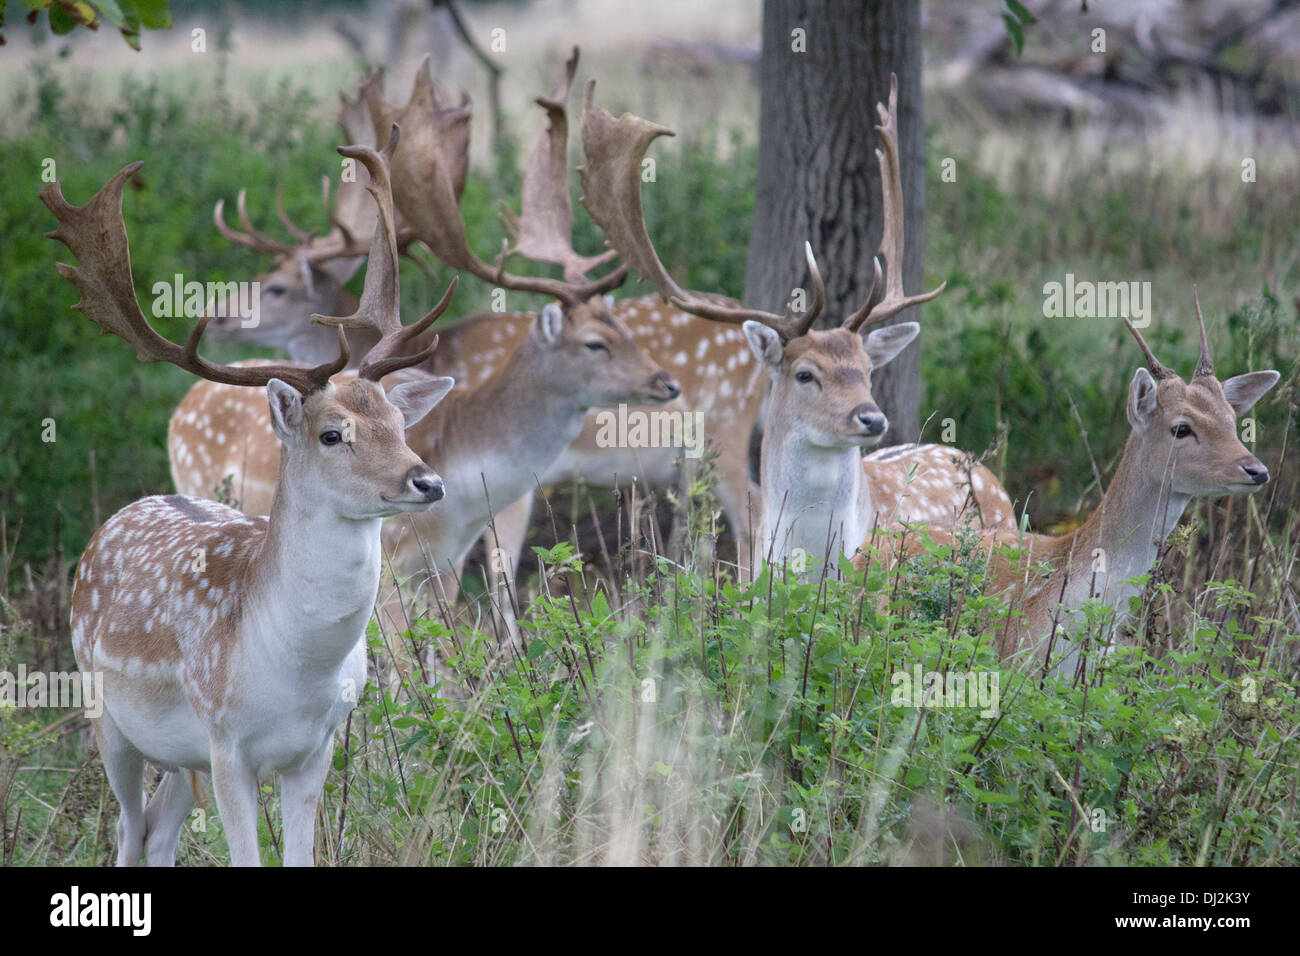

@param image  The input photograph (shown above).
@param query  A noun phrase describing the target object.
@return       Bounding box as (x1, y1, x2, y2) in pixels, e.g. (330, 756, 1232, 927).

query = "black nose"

(652, 372, 680, 400)
(410, 472, 445, 502)
(1242, 464, 1269, 485)
(853, 404, 887, 437)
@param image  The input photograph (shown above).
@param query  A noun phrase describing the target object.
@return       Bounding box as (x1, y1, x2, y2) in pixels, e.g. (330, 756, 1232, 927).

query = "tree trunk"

(745, 0, 927, 445)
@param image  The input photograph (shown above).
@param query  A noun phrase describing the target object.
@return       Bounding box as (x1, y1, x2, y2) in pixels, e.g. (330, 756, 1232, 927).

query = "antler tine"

(795, 241, 826, 335)
(235, 189, 298, 257)
(274, 184, 316, 243)
(213, 193, 295, 257)
(844, 258, 886, 333)
(1192, 285, 1214, 379)
(580, 79, 807, 338)
(44, 163, 347, 395)
(1123, 316, 1176, 380)
(845, 73, 946, 333)
(499, 46, 623, 294)
(312, 126, 457, 381)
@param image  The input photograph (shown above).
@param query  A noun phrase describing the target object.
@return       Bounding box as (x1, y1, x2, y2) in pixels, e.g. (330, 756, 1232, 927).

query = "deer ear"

(388, 376, 455, 428)
(1126, 367, 1159, 429)
(1220, 370, 1280, 417)
(743, 320, 783, 373)
(318, 254, 366, 286)
(864, 322, 920, 370)
(535, 303, 565, 346)
(267, 378, 305, 442)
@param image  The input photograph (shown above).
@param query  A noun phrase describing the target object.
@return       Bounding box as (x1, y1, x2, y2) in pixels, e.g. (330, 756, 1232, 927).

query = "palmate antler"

(499, 48, 618, 285)
(579, 72, 943, 341)
(312, 127, 456, 382)
(369, 48, 627, 308)
(43, 124, 453, 394)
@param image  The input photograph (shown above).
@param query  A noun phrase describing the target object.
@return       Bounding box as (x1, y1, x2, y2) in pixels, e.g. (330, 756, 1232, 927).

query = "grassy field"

(1, 4, 1297, 866)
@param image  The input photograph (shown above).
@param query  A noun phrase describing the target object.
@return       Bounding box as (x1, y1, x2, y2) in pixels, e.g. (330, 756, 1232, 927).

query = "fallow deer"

(873, 300, 1280, 674)
(579, 74, 1017, 574)
(171, 54, 680, 646)
(177, 56, 768, 594)
(48, 129, 457, 866)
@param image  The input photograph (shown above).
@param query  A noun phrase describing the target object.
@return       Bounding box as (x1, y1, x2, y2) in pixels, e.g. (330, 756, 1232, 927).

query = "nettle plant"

(322, 517, 1298, 866)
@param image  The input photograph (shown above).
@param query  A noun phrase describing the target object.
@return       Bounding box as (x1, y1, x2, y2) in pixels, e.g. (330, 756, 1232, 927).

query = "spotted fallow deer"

(873, 300, 1280, 674)
(170, 56, 679, 642)
(175, 55, 766, 596)
(579, 74, 1017, 574)
(47, 129, 457, 866)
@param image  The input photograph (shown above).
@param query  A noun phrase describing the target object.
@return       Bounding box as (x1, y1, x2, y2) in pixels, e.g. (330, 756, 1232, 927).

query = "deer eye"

(585, 341, 608, 352)
(795, 370, 815, 384)
(1171, 423, 1192, 439)
(266, 284, 286, 297)
(320, 430, 343, 446)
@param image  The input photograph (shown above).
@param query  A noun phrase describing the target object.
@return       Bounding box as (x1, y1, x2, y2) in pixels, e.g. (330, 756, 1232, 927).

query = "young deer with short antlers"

(48, 129, 456, 866)
(580, 74, 1017, 574)
(171, 55, 678, 645)
(876, 301, 1279, 674)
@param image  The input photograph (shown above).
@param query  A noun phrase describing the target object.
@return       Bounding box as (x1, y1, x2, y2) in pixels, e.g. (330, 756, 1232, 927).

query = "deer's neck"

(1055, 433, 1189, 606)
(251, 466, 383, 669)
(407, 337, 587, 527)
(761, 428, 868, 568)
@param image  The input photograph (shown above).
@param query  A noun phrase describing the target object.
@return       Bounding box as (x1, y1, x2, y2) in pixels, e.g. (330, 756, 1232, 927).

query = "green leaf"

(1002, 14, 1024, 55)
(130, 0, 169, 29)
(1004, 0, 1036, 27)
(973, 788, 1021, 805)
(92, 0, 125, 28)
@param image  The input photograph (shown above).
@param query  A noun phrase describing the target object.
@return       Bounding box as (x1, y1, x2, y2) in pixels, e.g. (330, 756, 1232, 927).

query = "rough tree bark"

(745, 0, 927, 445)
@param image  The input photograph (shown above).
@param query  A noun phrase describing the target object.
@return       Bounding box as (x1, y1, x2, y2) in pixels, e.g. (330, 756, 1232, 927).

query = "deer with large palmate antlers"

(580, 74, 1017, 574)
(368, 49, 766, 580)
(181, 55, 767, 595)
(49, 128, 457, 866)
(871, 299, 1280, 674)
(171, 54, 679, 648)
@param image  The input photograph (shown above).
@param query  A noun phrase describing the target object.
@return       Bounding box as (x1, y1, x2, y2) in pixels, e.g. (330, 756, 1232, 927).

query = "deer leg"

(143, 769, 196, 866)
(96, 709, 146, 867)
(279, 736, 335, 867)
(209, 746, 262, 867)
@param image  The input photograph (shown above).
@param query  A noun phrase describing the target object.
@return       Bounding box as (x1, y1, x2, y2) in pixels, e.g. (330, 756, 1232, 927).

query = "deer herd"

(42, 50, 1279, 865)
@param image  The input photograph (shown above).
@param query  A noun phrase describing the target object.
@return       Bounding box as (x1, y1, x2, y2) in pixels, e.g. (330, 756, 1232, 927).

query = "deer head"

(1123, 293, 1279, 497)
(367, 48, 677, 407)
(43, 126, 457, 523)
(579, 72, 941, 449)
